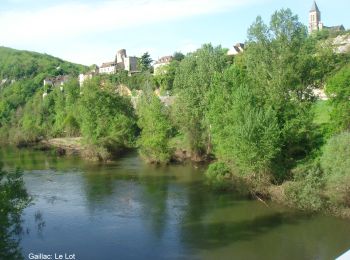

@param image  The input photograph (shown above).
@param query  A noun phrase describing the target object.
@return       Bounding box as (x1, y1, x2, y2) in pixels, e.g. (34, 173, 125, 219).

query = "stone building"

(99, 61, 116, 74)
(42, 75, 69, 98)
(43, 75, 69, 87)
(308, 1, 345, 34)
(79, 66, 99, 87)
(153, 56, 173, 75)
(227, 43, 245, 56)
(99, 49, 138, 75)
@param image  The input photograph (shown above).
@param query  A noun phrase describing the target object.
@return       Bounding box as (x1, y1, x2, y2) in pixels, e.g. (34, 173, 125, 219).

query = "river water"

(1, 147, 350, 260)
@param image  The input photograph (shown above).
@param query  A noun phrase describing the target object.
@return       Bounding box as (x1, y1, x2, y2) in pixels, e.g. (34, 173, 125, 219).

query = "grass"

(312, 100, 333, 125)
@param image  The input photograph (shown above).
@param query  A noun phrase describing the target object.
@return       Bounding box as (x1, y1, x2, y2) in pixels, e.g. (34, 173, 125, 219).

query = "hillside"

(0, 46, 87, 83)
(0, 46, 87, 128)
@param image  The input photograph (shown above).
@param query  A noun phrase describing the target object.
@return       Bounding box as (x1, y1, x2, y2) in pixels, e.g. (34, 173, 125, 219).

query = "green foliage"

(285, 164, 324, 211)
(137, 89, 172, 164)
(173, 52, 185, 61)
(286, 132, 350, 211)
(0, 46, 86, 142)
(321, 132, 350, 184)
(208, 64, 281, 175)
(312, 100, 332, 125)
(109, 71, 155, 90)
(245, 9, 318, 172)
(0, 46, 85, 80)
(62, 113, 80, 137)
(138, 52, 153, 72)
(154, 60, 180, 91)
(0, 167, 31, 259)
(326, 65, 350, 132)
(172, 44, 227, 157)
(79, 79, 137, 154)
(205, 162, 231, 190)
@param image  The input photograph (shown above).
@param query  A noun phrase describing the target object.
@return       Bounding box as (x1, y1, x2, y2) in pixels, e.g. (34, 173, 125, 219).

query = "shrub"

(326, 66, 350, 132)
(285, 164, 324, 211)
(62, 114, 80, 137)
(321, 132, 350, 182)
(205, 162, 231, 190)
(321, 132, 350, 206)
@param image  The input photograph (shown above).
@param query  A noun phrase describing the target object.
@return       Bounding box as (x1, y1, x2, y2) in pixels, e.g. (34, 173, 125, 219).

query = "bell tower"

(309, 1, 321, 33)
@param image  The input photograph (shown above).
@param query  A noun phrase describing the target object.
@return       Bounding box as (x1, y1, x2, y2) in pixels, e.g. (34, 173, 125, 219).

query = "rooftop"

(155, 56, 173, 64)
(100, 61, 115, 68)
(310, 1, 320, 12)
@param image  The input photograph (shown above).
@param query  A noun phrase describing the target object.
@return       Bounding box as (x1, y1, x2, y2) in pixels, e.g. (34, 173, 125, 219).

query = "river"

(1, 147, 350, 260)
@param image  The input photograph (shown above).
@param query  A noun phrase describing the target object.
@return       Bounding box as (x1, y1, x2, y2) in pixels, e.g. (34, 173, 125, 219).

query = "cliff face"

(333, 34, 350, 53)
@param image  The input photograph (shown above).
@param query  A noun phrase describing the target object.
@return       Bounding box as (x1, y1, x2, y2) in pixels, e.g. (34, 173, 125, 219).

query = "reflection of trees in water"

(0, 146, 86, 171)
(0, 167, 32, 259)
(34, 210, 46, 237)
(138, 175, 170, 239)
(81, 162, 172, 238)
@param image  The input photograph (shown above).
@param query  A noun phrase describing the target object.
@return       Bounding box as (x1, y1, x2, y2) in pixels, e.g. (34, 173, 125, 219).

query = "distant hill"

(0, 46, 87, 126)
(0, 46, 87, 80)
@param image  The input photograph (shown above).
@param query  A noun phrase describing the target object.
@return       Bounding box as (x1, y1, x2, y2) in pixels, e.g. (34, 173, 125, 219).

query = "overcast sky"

(0, 0, 349, 66)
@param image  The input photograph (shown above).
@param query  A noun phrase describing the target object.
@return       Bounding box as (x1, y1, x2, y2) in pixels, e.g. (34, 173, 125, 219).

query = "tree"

(173, 52, 185, 61)
(138, 52, 153, 72)
(172, 44, 227, 158)
(137, 88, 172, 164)
(79, 78, 137, 159)
(153, 60, 180, 92)
(245, 9, 317, 172)
(207, 65, 281, 175)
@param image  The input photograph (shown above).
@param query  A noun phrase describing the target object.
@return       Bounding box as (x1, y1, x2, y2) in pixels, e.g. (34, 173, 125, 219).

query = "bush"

(321, 132, 350, 182)
(79, 80, 137, 149)
(205, 162, 231, 190)
(285, 164, 324, 211)
(208, 82, 281, 176)
(62, 114, 80, 137)
(326, 66, 350, 132)
(321, 132, 350, 206)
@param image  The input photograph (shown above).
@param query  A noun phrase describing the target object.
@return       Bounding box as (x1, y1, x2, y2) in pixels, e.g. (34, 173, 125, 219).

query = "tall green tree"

(172, 44, 227, 158)
(137, 89, 172, 164)
(207, 65, 281, 175)
(245, 9, 317, 172)
(139, 52, 153, 72)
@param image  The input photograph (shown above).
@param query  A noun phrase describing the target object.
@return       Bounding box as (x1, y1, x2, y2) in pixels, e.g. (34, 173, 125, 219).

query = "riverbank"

(39, 137, 126, 162)
(220, 171, 350, 220)
(40, 137, 85, 155)
(3, 141, 350, 222)
(40, 136, 207, 164)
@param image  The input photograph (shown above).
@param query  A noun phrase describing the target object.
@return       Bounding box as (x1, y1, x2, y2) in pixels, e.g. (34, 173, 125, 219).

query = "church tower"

(309, 1, 322, 33)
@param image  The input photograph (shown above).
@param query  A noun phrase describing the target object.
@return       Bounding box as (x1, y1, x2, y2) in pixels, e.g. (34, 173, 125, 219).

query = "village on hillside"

(42, 1, 348, 103)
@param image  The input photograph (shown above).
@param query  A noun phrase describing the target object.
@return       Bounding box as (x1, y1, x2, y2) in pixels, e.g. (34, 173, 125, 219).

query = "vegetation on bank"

(0, 9, 349, 215)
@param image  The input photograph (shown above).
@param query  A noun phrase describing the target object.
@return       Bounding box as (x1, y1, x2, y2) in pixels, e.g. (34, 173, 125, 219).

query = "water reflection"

(1, 147, 350, 259)
(0, 166, 32, 260)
